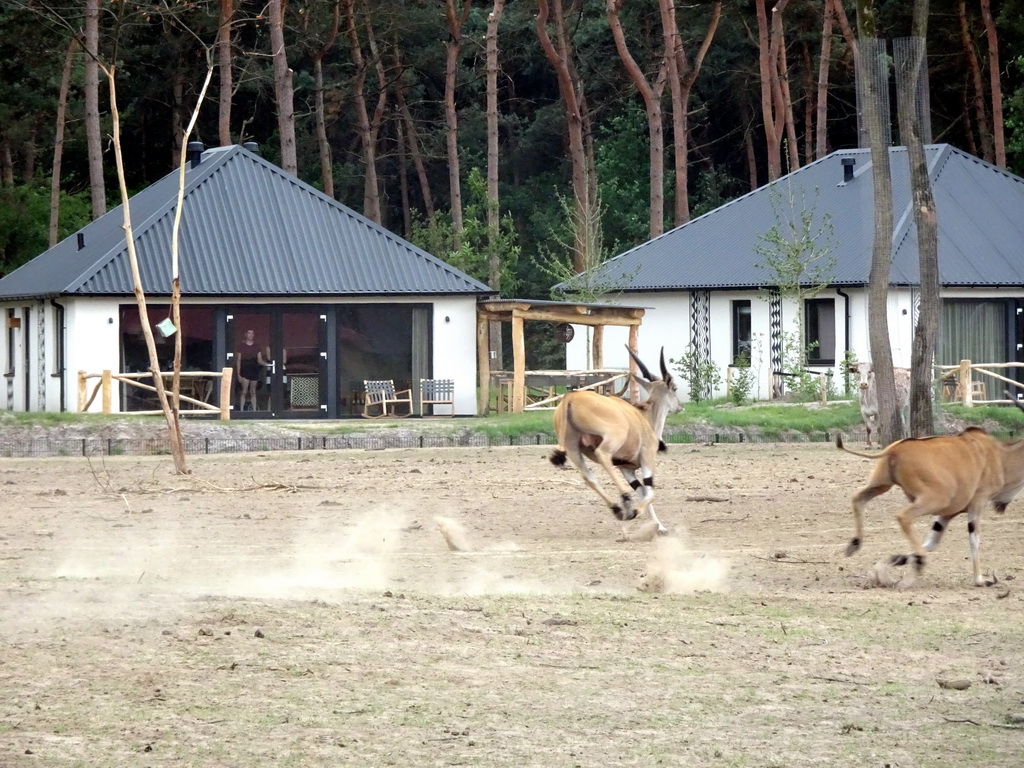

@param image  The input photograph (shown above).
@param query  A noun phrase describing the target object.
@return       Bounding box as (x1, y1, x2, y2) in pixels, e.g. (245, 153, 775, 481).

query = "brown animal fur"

(837, 428, 1024, 586)
(551, 390, 661, 522)
(550, 347, 680, 534)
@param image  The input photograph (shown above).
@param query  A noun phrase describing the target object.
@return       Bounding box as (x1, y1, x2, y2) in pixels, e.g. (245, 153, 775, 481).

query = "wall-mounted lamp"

(444, 316, 451, 323)
(108, 317, 114, 324)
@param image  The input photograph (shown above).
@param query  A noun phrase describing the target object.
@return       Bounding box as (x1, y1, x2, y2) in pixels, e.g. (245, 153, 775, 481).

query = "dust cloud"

(637, 533, 731, 594)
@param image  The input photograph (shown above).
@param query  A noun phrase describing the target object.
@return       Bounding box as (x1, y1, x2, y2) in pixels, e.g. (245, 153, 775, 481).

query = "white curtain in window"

(940, 301, 1004, 367)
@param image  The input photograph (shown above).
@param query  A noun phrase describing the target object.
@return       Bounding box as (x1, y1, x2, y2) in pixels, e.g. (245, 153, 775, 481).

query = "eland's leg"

(966, 505, 996, 587)
(923, 515, 951, 551)
(846, 481, 891, 556)
(622, 467, 666, 533)
(592, 450, 642, 521)
(890, 494, 949, 574)
(565, 448, 636, 520)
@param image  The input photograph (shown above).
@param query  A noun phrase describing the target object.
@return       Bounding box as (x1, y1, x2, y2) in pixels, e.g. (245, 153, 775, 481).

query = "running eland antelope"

(837, 424, 1024, 586)
(549, 347, 680, 533)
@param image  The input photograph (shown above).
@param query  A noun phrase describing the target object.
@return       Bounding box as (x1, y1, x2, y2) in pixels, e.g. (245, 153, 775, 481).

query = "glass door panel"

(227, 311, 273, 416)
(280, 311, 326, 416)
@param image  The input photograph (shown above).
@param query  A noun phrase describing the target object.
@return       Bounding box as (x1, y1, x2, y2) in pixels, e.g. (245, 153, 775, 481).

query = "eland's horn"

(625, 345, 656, 382)
(659, 347, 671, 383)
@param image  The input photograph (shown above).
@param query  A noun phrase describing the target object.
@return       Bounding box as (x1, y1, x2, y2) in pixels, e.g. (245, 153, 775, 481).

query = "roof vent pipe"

(186, 141, 205, 169)
(77, 233, 85, 250)
(841, 157, 856, 183)
(242, 141, 259, 155)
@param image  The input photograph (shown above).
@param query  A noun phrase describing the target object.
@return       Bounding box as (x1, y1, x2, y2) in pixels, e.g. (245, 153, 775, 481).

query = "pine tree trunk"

(857, 0, 902, 446)
(270, 0, 297, 175)
(756, 0, 789, 181)
(744, 117, 758, 190)
(777, 28, 800, 173)
(218, 0, 234, 146)
(50, 35, 80, 248)
(396, 118, 412, 236)
(312, 2, 340, 199)
(445, 0, 472, 248)
(366, 22, 390, 224)
(486, 0, 505, 365)
(897, 2, 938, 437)
(344, 0, 381, 222)
(815, 1, 834, 159)
(84, 0, 106, 218)
(0, 139, 12, 186)
(171, 69, 184, 166)
(394, 64, 435, 219)
(607, 0, 666, 238)
(536, 0, 591, 273)
(979, 0, 1005, 168)
(958, 1, 992, 162)
(486, 0, 505, 290)
(661, 0, 685, 225)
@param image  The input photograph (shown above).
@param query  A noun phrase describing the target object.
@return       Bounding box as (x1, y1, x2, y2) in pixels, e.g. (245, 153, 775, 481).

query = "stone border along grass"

(2, 429, 849, 458)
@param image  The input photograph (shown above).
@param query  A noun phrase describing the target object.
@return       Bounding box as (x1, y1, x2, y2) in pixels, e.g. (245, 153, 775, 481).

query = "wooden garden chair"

(362, 379, 413, 418)
(419, 378, 455, 416)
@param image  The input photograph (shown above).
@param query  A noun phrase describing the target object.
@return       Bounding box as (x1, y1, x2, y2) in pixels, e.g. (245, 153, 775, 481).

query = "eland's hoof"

(977, 573, 998, 587)
(612, 505, 638, 522)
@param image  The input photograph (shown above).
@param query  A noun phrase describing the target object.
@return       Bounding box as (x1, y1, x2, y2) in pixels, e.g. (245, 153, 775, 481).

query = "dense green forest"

(1, 0, 1022, 312)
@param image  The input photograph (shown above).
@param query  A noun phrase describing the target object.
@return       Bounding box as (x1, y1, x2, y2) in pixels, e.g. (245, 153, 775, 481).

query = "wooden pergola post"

(591, 325, 604, 369)
(477, 312, 490, 415)
(627, 324, 640, 401)
(511, 311, 526, 413)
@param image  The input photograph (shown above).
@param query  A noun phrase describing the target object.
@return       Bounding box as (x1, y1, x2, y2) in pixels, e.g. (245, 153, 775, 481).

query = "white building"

(561, 145, 1024, 402)
(0, 143, 492, 418)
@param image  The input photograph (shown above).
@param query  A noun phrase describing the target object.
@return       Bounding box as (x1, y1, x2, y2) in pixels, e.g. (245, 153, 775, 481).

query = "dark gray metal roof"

(564, 144, 1024, 293)
(0, 145, 493, 301)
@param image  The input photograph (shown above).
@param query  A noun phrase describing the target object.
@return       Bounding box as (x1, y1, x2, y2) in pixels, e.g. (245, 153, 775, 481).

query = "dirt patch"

(2, 443, 1023, 766)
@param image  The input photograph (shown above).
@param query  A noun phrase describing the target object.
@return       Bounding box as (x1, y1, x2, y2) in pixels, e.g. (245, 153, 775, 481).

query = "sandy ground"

(2, 442, 1023, 767)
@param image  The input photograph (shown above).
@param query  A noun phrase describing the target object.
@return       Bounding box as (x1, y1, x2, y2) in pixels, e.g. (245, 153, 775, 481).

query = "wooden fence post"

(219, 367, 233, 420)
(960, 359, 972, 405)
(101, 370, 112, 413)
(77, 370, 87, 412)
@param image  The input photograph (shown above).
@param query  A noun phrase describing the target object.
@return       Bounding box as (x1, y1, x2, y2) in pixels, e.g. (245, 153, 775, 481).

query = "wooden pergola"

(476, 299, 647, 414)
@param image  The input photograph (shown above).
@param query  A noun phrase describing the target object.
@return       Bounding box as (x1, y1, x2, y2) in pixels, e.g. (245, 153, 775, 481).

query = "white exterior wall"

(564, 293, 691, 375)
(2, 295, 482, 416)
(428, 296, 479, 415)
(67, 299, 124, 413)
(563, 286, 965, 402)
(844, 287, 915, 368)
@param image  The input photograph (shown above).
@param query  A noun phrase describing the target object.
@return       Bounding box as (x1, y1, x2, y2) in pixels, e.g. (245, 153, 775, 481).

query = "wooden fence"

(935, 359, 1024, 406)
(727, 359, 1022, 407)
(77, 368, 233, 419)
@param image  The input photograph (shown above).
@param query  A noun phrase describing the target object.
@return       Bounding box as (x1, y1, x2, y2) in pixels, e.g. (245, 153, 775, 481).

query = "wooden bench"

(362, 379, 413, 418)
(419, 378, 455, 417)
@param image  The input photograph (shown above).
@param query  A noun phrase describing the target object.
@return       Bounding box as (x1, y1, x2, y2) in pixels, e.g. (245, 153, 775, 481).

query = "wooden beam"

(506, 308, 643, 326)
(592, 325, 604, 369)
(478, 300, 531, 315)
